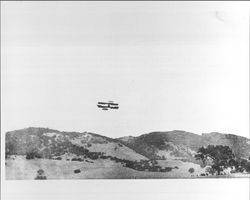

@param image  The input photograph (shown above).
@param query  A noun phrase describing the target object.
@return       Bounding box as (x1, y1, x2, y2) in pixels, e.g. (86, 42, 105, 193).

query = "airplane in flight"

(97, 101, 119, 110)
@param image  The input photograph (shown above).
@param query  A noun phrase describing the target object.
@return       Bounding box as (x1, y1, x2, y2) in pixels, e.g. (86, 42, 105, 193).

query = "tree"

(26, 149, 42, 159)
(237, 158, 250, 173)
(195, 145, 235, 175)
(205, 167, 216, 175)
(35, 169, 47, 180)
(188, 168, 195, 174)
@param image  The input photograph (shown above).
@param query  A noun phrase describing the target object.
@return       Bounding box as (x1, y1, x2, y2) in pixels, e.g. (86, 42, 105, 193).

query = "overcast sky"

(1, 2, 249, 138)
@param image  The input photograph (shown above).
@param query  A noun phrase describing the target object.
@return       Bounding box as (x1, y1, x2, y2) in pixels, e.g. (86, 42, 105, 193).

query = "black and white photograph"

(1, 0, 250, 199)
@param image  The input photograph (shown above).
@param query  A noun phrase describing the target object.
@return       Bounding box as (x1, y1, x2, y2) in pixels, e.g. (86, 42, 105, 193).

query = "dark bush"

(236, 166, 245, 173)
(85, 160, 93, 163)
(87, 143, 92, 147)
(205, 167, 216, 175)
(26, 151, 42, 159)
(164, 167, 172, 172)
(71, 158, 83, 162)
(188, 168, 195, 174)
(35, 169, 47, 180)
(238, 159, 250, 173)
(35, 175, 47, 180)
(74, 169, 81, 173)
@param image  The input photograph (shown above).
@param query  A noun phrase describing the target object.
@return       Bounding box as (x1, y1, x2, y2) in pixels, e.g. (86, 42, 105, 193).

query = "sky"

(1, 2, 249, 138)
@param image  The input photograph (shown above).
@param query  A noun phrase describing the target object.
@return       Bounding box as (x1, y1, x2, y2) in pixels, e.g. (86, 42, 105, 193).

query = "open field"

(6, 156, 249, 180)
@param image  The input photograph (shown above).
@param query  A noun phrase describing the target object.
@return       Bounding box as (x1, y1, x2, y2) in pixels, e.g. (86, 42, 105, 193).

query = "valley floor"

(5, 156, 250, 180)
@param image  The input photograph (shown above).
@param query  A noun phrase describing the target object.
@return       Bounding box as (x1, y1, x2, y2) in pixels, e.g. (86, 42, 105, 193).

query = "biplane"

(97, 101, 119, 110)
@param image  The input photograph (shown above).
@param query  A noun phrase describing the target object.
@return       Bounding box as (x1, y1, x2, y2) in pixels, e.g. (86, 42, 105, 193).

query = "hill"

(5, 127, 147, 161)
(5, 127, 250, 179)
(118, 130, 250, 161)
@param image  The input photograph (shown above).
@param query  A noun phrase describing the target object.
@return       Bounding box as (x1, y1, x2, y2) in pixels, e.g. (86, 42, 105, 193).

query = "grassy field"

(5, 156, 249, 180)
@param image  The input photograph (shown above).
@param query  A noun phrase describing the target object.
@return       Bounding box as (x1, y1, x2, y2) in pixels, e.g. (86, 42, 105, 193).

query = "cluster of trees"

(55, 144, 172, 172)
(195, 145, 250, 175)
(26, 150, 42, 159)
(68, 145, 104, 160)
(35, 169, 47, 180)
(71, 157, 83, 162)
(98, 155, 173, 172)
(58, 145, 173, 172)
(53, 148, 173, 172)
(229, 158, 250, 173)
(123, 159, 173, 172)
(70, 150, 173, 172)
(23, 142, 250, 176)
(101, 155, 174, 172)
(24, 144, 104, 160)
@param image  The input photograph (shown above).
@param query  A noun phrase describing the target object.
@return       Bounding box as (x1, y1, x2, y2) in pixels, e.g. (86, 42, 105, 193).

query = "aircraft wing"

(98, 102, 109, 105)
(97, 104, 108, 108)
(108, 103, 119, 106)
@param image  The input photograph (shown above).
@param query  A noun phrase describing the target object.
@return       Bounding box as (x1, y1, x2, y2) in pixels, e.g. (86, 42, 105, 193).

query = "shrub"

(188, 168, 195, 174)
(164, 167, 172, 172)
(236, 166, 245, 173)
(87, 143, 92, 147)
(245, 162, 250, 172)
(36, 175, 47, 180)
(35, 169, 47, 180)
(26, 152, 35, 159)
(72, 158, 83, 162)
(74, 169, 81, 173)
(238, 159, 250, 173)
(205, 167, 216, 175)
(26, 151, 41, 159)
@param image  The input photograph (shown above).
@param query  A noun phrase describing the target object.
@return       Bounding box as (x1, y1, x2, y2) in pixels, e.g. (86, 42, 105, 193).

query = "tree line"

(195, 145, 250, 175)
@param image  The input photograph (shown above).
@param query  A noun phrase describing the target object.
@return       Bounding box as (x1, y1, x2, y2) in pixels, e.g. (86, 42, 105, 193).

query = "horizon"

(1, 2, 249, 139)
(5, 126, 250, 139)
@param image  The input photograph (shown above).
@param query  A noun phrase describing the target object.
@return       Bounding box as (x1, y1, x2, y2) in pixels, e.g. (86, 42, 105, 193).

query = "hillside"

(5, 127, 250, 179)
(6, 128, 250, 162)
(5, 127, 147, 161)
(118, 130, 250, 161)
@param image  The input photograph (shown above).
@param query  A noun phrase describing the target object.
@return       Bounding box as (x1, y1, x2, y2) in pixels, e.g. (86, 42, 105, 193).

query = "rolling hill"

(118, 130, 250, 161)
(5, 127, 250, 179)
(6, 128, 250, 162)
(5, 127, 147, 161)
